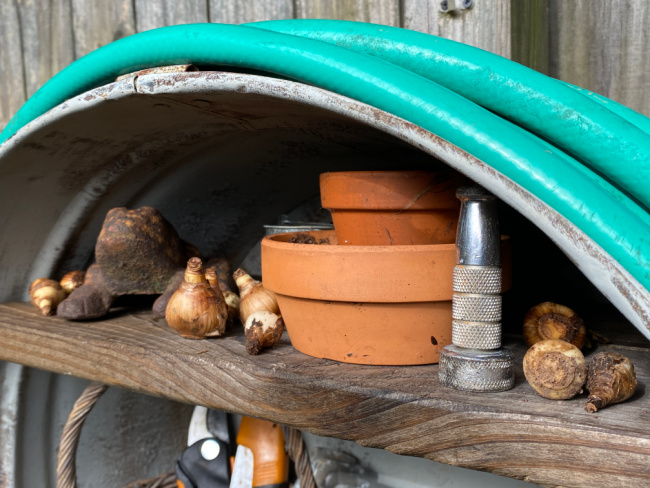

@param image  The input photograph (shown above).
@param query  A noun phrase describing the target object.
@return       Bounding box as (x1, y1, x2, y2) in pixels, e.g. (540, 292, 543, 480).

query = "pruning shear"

(175, 407, 254, 488)
(176, 407, 289, 488)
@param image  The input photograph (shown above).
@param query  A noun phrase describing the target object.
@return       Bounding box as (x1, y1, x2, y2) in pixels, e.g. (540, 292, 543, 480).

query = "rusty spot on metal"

(115, 64, 198, 82)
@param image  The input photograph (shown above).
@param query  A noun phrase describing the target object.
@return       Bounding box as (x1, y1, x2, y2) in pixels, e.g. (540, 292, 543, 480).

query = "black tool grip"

(177, 438, 230, 488)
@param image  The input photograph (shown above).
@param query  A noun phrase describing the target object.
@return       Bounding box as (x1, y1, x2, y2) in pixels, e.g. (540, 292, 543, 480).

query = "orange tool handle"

(236, 417, 289, 488)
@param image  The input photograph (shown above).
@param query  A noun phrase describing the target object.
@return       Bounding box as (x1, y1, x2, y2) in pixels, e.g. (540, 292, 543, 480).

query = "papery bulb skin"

(233, 268, 279, 324)
(584, 352, 637, 413)
(59, 270, 86, 295)
(523, 339, 587, 400)
(223, 292, 241, 322)
(206, 267, 240, 325)
(165, 258, 227, 339)
(523, 302, 586, 349)
(244, 311, 284, 355)
(29, 278, 66, 316)
(210, 257, 236, 294)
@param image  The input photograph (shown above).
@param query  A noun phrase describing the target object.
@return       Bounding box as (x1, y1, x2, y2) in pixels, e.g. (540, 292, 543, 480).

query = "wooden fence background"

(1, 0, 649, 133)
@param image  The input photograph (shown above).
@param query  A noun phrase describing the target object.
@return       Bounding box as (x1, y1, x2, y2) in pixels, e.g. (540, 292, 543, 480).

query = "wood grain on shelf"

(1, 301, 649, 488)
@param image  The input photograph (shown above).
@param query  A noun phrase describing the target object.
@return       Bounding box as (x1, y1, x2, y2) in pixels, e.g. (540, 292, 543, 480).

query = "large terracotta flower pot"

(261, 230, 456, 365)
(320, 171, 465, 245)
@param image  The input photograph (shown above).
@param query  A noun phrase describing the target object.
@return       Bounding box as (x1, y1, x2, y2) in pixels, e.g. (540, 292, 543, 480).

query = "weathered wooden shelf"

(1, 302, 649, 488)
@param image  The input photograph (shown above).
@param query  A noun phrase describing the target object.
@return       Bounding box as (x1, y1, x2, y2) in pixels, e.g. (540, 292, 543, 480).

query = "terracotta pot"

(274, 297, 452, 365)
(320, 171, 464, 245)
(261, 230, 455, 365)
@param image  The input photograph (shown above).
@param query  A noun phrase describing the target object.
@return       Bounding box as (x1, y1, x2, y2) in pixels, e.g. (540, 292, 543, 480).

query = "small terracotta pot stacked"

(262, 170, 469, 366)
(319, 171, 462, 247)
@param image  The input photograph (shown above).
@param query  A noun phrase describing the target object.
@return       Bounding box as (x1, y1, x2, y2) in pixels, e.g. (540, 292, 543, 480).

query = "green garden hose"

(0, 22, 648, 292)
(562, 81, 650, 136)
(250, 19, 650, 211)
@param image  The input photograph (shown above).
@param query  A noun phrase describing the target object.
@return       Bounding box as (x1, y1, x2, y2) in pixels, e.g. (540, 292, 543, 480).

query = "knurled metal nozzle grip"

(439, 185, 514, 392)
(451, 186, 502, 350)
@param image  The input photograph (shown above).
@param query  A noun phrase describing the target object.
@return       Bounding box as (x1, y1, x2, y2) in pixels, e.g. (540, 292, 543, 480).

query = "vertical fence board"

(401, 0, 430, 33)
(50, 0, 76, 74)
(71, 0, 136, 58)
(511, 0, 548, 74)
(0, 0, 26, 132)
(1, 0, 76, 131)
(402, 0, 511, 58)
(549, 0, 650, 116)
(295, 0, 400, 27)
(208, 0, 293, 24)
(135, 0, 209, 32)
(18, 0, 75, 99)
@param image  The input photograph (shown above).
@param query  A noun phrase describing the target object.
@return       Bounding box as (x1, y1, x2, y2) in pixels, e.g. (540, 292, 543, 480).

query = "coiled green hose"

(250, 20, 650, 210)
(0, 22, 648, 292)
(562, 81, 650, 136)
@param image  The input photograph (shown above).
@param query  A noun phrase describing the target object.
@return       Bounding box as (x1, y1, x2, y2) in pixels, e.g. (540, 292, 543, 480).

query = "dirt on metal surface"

(115, 64, 198, 81)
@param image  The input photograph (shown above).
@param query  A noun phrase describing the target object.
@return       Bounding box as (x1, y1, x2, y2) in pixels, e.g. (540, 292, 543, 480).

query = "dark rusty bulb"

(523, 339, 587, 400)
(523, 302, 586, 349)
(584, 351, 637, 413)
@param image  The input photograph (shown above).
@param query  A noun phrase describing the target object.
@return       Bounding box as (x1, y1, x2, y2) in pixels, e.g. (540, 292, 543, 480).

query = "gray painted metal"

(302, 432, 531, 488)
(1, 71, 647, 334)
(0, 362, 22, 488)
(0, 71, 642, 487)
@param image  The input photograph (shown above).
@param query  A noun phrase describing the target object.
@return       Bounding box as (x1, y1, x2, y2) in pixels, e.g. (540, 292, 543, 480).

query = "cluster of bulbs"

(164, 258, 284, 355)
(522, 302, 637, 413)
(29, 258, 284, 356)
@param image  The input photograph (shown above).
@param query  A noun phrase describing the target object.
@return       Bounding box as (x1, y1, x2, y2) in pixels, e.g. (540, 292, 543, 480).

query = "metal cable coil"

(58, 383, 316, 488)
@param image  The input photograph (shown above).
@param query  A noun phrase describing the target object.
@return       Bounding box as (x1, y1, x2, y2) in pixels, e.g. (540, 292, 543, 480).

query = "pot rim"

(261, 230, 456, 302)
(262, 229, 456, 253)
